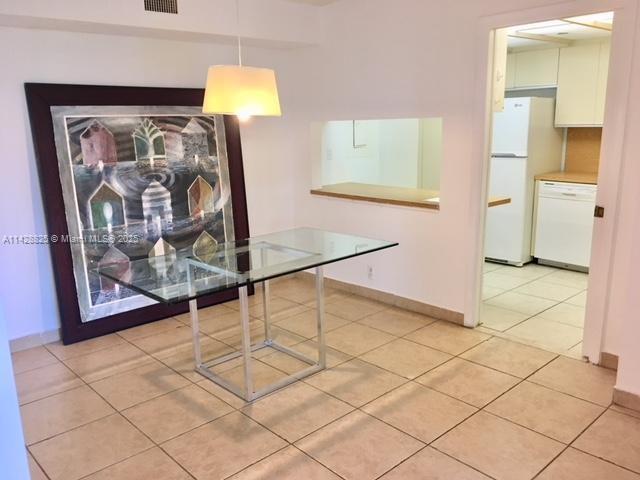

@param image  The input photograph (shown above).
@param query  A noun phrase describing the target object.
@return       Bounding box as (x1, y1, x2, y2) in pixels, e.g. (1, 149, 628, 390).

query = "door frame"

(465, 0, 638, 364)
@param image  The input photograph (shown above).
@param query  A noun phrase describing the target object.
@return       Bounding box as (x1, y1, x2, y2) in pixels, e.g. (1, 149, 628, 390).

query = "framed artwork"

(25, 83, 250, 344)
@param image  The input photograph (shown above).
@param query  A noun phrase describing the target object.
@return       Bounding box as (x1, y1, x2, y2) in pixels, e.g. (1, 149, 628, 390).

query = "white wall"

(0, 303, 29, 479)
(0, 0, 323, 47)
(0, 26, 302, 341)
(4, 0, 640, 397)
(289, 0, 640, 386)
(321, 118, 426, 188)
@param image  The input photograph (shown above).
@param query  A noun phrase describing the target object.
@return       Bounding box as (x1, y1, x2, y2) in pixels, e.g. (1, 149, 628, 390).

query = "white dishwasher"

(533, 181, 597, 269)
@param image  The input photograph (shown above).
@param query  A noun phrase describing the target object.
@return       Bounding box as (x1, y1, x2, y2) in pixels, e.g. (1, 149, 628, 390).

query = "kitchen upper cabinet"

(555, 40, 610, 127)
(595, 40, 611, 124)
(493, 28, 509, 112)
(506, 53, 516, 89)
(513, 48, 559, 87)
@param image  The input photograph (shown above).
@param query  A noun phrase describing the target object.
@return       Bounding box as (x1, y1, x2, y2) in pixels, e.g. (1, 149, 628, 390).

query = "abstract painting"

(26, 84, 249, 343)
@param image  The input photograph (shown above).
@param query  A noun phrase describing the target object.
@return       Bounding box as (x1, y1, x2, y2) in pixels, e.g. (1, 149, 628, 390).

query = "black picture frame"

(25, 83, 251, 344)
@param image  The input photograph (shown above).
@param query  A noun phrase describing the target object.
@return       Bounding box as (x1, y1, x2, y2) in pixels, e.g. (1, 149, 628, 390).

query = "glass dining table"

(98, 227, 398, 401)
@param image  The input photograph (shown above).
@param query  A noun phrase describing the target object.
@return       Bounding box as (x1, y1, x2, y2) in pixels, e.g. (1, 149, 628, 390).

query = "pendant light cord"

(236, 0, 243, 66)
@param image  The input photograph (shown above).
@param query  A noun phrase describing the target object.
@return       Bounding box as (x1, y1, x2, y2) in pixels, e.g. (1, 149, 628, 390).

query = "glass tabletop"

(97, 227, 398, 304)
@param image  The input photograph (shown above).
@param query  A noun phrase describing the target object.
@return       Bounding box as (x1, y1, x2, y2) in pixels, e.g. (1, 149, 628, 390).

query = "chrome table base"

(189, 267, 327, 402)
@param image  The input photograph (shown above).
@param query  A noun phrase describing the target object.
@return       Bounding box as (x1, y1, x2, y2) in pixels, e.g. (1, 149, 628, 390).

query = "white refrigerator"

(484, 97, 563, 266)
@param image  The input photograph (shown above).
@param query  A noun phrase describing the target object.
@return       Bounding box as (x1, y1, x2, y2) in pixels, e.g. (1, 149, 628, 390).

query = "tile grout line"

(530, 406, 612, 479)
(18, 278, 609, 480)
(481, 265, 587, 349)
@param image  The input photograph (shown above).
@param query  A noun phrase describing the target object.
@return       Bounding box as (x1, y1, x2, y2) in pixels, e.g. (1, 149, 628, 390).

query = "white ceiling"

(508, 12, 613, 50)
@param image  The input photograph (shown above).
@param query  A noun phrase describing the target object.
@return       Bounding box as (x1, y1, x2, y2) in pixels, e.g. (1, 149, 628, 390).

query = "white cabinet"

(555, 40, 610, 127)
(506, 53, 516, 89)
(514, 49, 559, 87)
(493, 28, 509, 112)
(505, 48, 559, 89)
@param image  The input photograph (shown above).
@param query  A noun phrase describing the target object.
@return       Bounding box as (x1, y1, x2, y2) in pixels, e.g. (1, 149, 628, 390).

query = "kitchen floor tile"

(483, 262, 505, 273)
(250, 297, 308, 321)
(528, 356, 615, 406)
(213, 359, 290, 392)
(482, 284, 506, 300)
(117, 317, 184, 341)
(162, 411, 286, 480)
(537, 302, 586, 328)
(416, 358, 519, 407)
(11, 346, 58, 374)
(305, 358, 405, 407)
(270, 277, 321, 304)
(325, 296, 388, 321)
(196, 310, 247, 336)
(573, 409, 640, 473)
(433, 411, 564, 480)
(129, 326, 199, 359)
(565, 290, 588, 307)
(404, 321, 490, 356)
(494, 263, 556, 280)
(324, 323, 395, 356)
(544, 269, 589, 289)
(504, 316, 583, 351)
(295, 410, 423, 480)
(15, 362, 83, 405)
(482, 272, 531, 290)
(486, 291, 557, 316)
(460, 337, 556, 378)
(89, 360, 190, 410)
(363, 382, 476, 443)
(158, 336, 234, 382)
(360, 338, 451, 379)
(83, 447, 192, 480)
(122, 384, 233, 443)
(29, 414, 152, 480)
(485, 381, 604, 443)
(196, 379, 250, 410)
(45, 334, 126, 361)
(28, 454, 48, 480)
(242, 382, 353, 442)
(513, 280, 582, 302)
(358, 308, 437, 336)
(479, 304, 529, 332)
(275, 309, 350, 338)
(63, 343, 152, 383)
(379, 446, 491, 480)
(20, 385, 114, 445)
(228, 445, 342, 480)
(260, 341, 351, 374)
(537, 447, 640, 480)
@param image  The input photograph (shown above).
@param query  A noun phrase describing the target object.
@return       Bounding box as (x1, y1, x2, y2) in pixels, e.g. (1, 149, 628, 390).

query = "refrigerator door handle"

(491, 153, 526, 158)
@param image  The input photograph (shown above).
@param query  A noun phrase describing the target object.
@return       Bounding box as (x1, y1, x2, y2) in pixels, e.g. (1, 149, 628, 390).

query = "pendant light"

(202, 0, 282, 120)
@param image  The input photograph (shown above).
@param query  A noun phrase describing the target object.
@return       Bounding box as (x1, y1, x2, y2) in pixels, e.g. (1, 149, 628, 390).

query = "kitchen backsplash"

(565, 127, 602, 173)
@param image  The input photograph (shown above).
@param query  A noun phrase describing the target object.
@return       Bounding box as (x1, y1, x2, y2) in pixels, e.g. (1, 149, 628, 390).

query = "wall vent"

(144, 0, 178, 14)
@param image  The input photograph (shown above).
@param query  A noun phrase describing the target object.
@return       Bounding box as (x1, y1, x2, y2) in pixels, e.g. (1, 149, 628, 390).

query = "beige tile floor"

(13, 276, 638, 480)
(482, 262, 589, 357)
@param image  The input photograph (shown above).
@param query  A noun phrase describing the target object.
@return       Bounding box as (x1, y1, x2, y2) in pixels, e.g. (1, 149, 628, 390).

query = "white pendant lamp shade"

(202, 65, 282, 117)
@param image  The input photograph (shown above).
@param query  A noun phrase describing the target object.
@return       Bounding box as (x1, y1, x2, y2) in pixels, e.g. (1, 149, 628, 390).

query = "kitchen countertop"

(310, 182, 511, 210)
(535, 171, 598, 185)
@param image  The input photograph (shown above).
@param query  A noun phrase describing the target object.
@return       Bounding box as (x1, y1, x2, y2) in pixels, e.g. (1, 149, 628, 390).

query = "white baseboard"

(613, 387, 640, 413)
(295, 271, 464, 325)
(9, 329, 60, 353)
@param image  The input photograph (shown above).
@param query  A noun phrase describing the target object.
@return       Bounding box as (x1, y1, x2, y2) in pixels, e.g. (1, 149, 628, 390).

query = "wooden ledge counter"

(310, 182, 511, 210)
(535, 171, 598, 185)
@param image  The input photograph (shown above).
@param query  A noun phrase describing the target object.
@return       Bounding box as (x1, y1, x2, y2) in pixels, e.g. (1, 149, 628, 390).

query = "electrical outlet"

(367, 265, 374, 280)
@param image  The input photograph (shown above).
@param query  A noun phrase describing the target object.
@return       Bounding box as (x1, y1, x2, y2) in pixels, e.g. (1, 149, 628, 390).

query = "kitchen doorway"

(477, 12, 617, 360)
